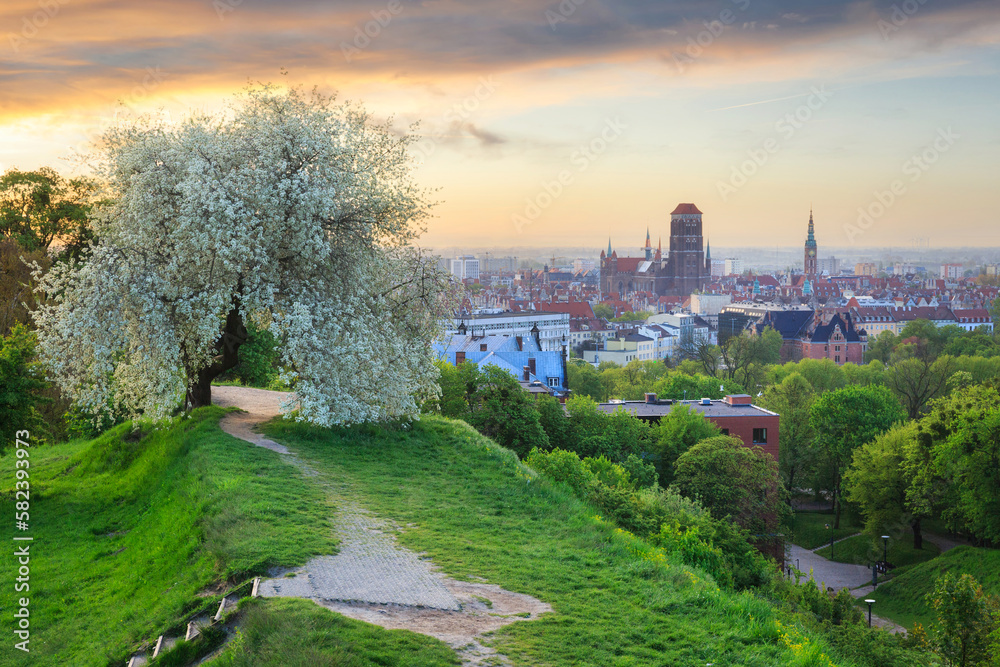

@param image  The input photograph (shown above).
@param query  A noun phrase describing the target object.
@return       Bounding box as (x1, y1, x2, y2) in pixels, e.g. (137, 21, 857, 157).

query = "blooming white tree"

(33, 85, 456, 426)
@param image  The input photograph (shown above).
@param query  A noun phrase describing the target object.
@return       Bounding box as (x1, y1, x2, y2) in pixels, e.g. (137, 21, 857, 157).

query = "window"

(835, 355, 840, 363)
(547, 377, 560, 388)
(835, 345, 840, 351)
(752, 428, 767, 444)
(721, 428, 730, 436)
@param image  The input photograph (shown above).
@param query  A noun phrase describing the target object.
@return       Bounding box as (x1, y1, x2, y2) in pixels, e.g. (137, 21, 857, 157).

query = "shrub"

(650, 522, 733, 588)
(0, 323, 50, 449)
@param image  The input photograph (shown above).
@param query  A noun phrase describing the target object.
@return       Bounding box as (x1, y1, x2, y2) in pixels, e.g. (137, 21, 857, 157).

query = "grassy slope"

(259, 415, 870, 667)
(0, 407, 336, 666)
(787, 511, 863, 550)
(861, 546, 1000, 630)
(815, 535, 940, 568)
(210, 598, 460, 667)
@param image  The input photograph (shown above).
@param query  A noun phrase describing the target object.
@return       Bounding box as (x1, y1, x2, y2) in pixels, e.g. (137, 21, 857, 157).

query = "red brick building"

(596, 393, 779, 461)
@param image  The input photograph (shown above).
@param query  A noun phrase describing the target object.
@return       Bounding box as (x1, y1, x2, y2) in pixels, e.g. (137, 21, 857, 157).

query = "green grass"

(209, 597, 459, 666)
(257, 415, 871, 667)
(858, 546, 1000, 630)
(0, 407, 335, 666)
(786, 511, 863, 550)
(815, 534, 940, 568)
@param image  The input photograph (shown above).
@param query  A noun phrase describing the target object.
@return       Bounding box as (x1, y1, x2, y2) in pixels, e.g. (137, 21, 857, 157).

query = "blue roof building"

(434, 329, 568, 397)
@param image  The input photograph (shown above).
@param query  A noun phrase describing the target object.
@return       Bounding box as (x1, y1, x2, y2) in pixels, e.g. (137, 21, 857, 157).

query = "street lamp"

(825, 523, 834, 559)
(881, 535, 890, 563)
(864, 599, 876, 628)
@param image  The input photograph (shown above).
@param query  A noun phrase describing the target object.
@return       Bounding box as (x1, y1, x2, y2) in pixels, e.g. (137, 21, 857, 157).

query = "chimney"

(645, 393, 657, 404)
(523, 365, 530, 381)
(455, 351, 466, 365)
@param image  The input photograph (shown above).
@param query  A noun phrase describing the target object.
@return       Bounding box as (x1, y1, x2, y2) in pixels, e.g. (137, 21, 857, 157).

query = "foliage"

(610, 309, 652, 322)
(211, 598, 459, 666)
(759, 372, 816, 493)
(592, 303, 613, 320)
(227, 320, 281, 388)
(524, 446, 773, 591)
(465, 364, 549, 458)
(908, 385, 1000, 543)
(33, 85, 456, 424)
(620, 452, 659, 489)
(535, 393, 574, 450)
(673, 435, 790, 537)
(767, 358, 848, 394)
(0, 166, 97, 260)
(0, 323, 50, 450)
(651, 370, 745, 401)
(844, 422, 927, 547)
(810, 384, 906, 528)
(0, 239, 51, 334)
(649, 403, 720, 485)
(719, 327, 784, 390)
(567, 359, 606, 401)
(0, 407, 334, 666)
(922, 573, 997, 667)
(884, 354, 958, 419)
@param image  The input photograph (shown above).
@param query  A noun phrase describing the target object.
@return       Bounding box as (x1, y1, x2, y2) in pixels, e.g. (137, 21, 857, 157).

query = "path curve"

(212, 385, 552, 666)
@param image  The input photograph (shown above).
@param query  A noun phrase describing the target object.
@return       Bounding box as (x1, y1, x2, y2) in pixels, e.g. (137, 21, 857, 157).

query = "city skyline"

(2, 0, 999, 248)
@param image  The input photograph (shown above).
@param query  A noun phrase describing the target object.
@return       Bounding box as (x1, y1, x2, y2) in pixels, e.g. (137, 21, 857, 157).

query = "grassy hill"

(4, 408, 924, 665)
(0, 407, 337, 665)
(860, 546, 1000, 630)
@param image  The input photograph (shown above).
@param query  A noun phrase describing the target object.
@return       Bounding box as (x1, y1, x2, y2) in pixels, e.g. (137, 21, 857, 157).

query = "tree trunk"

(186, 305, 248, 410)
(912, 517, 923, 550)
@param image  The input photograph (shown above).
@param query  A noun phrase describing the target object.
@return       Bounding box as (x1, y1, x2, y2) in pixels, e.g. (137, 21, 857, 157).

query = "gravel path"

(212, 385, 551, 666)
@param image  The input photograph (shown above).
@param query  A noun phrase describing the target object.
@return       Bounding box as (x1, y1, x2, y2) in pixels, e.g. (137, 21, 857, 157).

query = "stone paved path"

(211, 385, 551, 666)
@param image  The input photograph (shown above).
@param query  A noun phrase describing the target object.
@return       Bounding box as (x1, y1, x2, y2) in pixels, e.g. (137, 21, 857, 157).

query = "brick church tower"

(668, 203, 706, 295)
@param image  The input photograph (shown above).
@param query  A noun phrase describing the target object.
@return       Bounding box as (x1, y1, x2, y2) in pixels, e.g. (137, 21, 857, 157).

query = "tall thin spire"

(806, 207, 816, 248)
(607, 237, 613, 256)
(645, 227, 651, 247)
(705, 239, 711, 260)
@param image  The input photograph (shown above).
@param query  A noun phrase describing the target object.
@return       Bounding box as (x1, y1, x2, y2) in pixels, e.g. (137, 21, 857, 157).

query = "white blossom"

(34, 85, 458, 426)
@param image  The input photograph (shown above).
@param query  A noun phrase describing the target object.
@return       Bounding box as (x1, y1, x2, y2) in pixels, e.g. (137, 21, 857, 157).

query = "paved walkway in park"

(211, 386, 551, 666)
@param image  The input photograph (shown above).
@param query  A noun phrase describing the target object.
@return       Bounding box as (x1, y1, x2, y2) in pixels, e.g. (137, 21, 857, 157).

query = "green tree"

(884, 354, 957, 419)
(0, 323, 50, 451)
(908, 385, 1000, 544)
(567, 360, 606, 401)
(650, 404, 720, 485)
(865, 331, 898, 364)
(922, 573, 997, 667)
(0, 239, 50, 335)
(466, 364, 549, 458)
(425, 360, 480, 419)
(759, 372, 816, 495)
(0, 167, 97, 260)
(810, 384, 906, 528)
(600, 407, 652, 462)
(990, 296, 1000, 333)
(593, 303, 613, 320)
(719, 328, 782, 391)
(844, 422, 927, 548)
(536, 393, 573, 451)
(673, 435, 789, 537)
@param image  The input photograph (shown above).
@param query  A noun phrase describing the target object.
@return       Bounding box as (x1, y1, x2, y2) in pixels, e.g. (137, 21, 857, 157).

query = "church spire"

(806, 207, 816, 248)
(705, 239, 711, 260)
(645, 227, 651, 247)
(607, 237, 613, 256)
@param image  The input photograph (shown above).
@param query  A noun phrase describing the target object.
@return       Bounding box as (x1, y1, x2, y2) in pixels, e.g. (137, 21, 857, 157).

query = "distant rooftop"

(597, 396, 777, 419)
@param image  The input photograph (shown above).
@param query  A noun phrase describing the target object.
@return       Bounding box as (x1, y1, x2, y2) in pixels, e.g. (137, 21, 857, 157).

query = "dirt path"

(212, 385, 551, 666)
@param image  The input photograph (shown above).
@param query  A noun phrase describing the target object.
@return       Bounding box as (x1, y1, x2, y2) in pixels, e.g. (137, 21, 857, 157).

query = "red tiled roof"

(534, 300, 595, 319)
(671, 203, 703, 215)
(613, 258, 644, 272)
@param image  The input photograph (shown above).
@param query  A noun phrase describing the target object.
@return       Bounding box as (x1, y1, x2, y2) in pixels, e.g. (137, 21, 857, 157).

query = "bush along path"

(211, 386, 552, 667)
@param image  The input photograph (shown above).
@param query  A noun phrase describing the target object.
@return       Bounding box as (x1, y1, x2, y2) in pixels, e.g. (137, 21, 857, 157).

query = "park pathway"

(211, 386, 551, 666)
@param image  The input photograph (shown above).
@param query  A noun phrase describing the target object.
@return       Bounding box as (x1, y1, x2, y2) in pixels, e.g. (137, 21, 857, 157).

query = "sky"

(2, 0, 999, 251)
